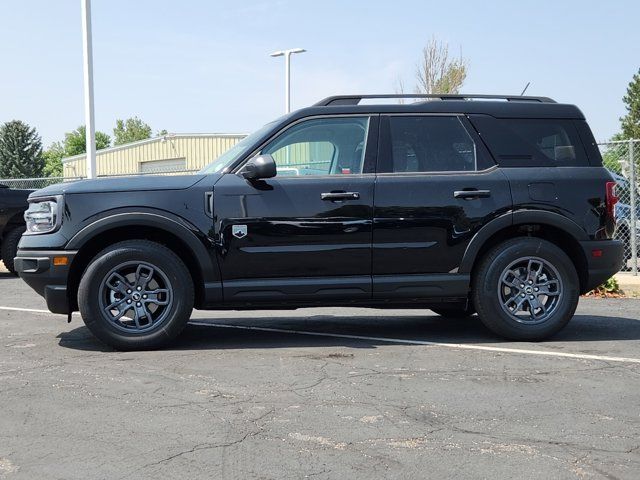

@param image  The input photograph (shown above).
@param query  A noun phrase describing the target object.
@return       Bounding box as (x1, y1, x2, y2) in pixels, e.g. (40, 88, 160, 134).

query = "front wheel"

(472, 238, 579, 341)
(78, 240, 194, 350)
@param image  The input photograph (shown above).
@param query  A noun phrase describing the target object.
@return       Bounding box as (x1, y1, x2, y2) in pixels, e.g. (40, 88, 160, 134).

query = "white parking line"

(0, 306, 53, 314)
(2, 305, 639, 365)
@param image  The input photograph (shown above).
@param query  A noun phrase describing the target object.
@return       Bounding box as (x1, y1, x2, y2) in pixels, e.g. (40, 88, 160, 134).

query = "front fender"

(66, 210, 220, 302)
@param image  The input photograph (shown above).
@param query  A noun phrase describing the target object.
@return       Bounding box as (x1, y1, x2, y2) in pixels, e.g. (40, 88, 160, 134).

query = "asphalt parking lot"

(1, 271, 639, 479)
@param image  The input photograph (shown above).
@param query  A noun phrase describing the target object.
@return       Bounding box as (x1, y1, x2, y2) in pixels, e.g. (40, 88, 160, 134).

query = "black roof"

(289, 94, 585, 120)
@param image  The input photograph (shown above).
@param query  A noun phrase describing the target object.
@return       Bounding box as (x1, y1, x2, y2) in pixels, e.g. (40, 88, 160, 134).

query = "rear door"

(372, 114, 512, 298)
(213, 115, 378, 303)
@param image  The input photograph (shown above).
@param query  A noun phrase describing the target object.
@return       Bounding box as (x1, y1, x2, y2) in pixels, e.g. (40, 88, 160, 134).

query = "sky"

(1, 0, 639, 147)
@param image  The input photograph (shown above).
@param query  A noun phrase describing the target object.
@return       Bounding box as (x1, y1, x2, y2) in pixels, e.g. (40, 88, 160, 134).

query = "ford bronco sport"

(15, 94, 623, 350)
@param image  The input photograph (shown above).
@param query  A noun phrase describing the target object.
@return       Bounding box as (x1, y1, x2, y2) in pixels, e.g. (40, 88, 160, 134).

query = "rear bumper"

(14, 250, 77, 314)
(580, 240, 624, 293)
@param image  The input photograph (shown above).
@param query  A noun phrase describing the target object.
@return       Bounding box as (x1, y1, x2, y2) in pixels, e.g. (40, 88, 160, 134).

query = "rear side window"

(385, 116, 478, 173)
(506, 119, 586, 165)
(468, 115, 590, 167)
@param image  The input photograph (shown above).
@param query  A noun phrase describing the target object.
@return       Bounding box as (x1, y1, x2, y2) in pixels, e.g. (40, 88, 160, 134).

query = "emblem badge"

(232, 225, 248, 239)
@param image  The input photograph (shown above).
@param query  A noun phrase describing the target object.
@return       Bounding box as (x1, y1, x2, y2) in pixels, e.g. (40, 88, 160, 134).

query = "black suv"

(16, 94, 623, 350)
(1, 184, 31, 274)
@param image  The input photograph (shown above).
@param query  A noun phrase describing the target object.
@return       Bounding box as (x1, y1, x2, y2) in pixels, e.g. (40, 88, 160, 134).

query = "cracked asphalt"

(1, 271, 640, 479)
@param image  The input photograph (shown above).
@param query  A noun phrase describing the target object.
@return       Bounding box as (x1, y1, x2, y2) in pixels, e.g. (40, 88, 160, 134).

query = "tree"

(113, 117, 152, 146)
(42, 142, 65, 177)
(415, 37, 467, 94)
(620, 68, 640, 140)
(40, 126, 110, 178)
(63, 126, 111, 157)
(0, 120, 44, 178)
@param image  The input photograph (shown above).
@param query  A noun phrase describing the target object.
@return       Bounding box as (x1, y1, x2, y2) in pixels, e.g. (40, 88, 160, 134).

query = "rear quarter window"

(468, 115, 590, 167)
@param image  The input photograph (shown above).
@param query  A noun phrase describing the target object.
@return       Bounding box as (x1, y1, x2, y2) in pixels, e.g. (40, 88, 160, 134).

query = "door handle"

(454, 189, 491, 199)
(321, 191, 360, 201)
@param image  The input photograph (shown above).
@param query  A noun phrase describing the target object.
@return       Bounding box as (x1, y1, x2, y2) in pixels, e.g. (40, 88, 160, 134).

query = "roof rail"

(314, 94, 557, 106)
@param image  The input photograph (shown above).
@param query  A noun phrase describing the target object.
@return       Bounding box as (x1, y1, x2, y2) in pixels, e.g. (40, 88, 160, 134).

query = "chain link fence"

(0, 176, 83, 190)
(0, 168, 201, 190)
(599, 139, 639, 275)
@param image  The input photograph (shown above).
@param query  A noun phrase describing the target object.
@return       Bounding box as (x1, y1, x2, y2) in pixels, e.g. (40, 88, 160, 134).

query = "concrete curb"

(615, 273, 640, 297)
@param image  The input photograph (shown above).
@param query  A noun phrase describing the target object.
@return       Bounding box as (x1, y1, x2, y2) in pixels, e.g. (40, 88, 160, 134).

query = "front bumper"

(580, 240, 624, 293)
(14, 250, 77, 314)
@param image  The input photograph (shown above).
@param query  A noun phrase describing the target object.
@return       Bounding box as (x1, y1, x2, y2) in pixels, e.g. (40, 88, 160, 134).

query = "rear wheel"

(1, 227, 24, 275)
(472, 238, 579, 341)
(78, 240, 194, 350)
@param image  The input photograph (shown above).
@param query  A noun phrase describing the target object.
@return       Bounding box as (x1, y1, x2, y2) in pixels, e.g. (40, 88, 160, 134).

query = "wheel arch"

(460, 210, 590, 293)
(66, 212, 219, 310)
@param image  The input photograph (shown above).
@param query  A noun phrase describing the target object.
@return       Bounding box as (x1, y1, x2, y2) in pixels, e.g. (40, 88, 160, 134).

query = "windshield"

(199, 121, 277, 174)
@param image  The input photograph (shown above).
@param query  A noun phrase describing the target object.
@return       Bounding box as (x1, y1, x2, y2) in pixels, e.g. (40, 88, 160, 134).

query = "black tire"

(1, 227, 24, 275)
(78, 240, 194, 350)
(431, 305, 475, 318)
(472, 237, 579, 341)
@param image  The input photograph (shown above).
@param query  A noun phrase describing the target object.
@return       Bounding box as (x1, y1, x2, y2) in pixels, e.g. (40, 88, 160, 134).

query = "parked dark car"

(0, 184, 31, 274)
(16, 94, 623, 350)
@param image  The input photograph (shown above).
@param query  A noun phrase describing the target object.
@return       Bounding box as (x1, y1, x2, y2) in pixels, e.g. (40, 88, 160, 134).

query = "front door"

(213, 115, 378, 304)
(372, 114, 512, 298)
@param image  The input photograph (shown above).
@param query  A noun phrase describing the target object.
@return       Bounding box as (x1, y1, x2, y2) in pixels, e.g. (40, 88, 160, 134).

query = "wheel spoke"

(104, 298, 130, 321)
(537, 279, 561, 296)
(135, 264, 155, 290)
(527, 259, 543, 282)
(501, 269, 524, 288)
(145, 289, 170, 306)
(142, 304, 153, 325)
(527, 295, 544, 318)
(504, 294, 526, 312)
(133, 302, 148, 328)
(105, 272, 130, 295)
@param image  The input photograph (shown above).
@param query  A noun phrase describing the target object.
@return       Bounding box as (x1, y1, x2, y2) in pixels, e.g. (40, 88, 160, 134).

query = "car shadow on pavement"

(0, 272, 16, 279)
(56, 313, 640, 352)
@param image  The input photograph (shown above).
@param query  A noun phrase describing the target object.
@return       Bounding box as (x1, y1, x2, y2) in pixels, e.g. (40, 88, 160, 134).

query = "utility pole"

(81, 0, 96, 179)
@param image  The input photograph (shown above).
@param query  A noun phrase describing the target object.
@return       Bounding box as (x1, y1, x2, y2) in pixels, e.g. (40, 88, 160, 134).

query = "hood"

(30, 174, 211, 198)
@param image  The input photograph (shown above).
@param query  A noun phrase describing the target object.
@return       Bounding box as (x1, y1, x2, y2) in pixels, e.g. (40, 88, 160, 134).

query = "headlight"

(24, 196, 62, 234)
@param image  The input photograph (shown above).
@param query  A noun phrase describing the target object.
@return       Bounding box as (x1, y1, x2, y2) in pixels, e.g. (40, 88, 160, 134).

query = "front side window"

(200, 121, 277, 174)
(261, 117, 370, 176)
(387, 116, 477, 173)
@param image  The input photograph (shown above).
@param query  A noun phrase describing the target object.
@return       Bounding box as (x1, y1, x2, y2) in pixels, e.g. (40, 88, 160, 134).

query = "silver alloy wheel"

(497, 256, 563, 324)
(98, 261, 173, 333)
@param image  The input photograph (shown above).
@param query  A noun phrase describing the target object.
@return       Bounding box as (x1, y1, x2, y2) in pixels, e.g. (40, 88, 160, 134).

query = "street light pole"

(284, 50, 291, 114)
(81, 0, 96, 179)
(270, 48, 306, 114)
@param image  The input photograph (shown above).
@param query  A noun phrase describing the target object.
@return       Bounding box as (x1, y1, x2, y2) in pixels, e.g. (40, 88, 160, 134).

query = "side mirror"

(239, 154, 277, 180)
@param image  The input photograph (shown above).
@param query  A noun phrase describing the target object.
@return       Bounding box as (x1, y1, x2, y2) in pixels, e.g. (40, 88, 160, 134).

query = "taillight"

(605, 181, 618, 219)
